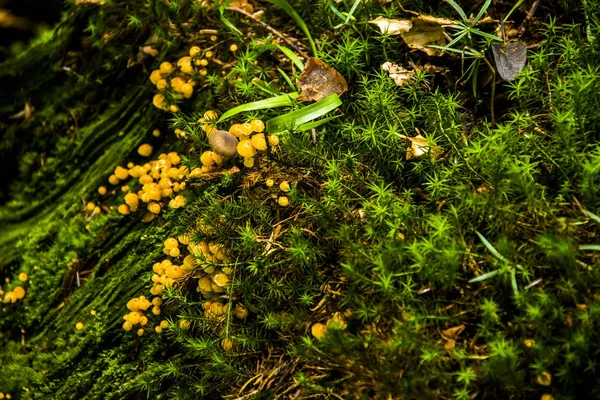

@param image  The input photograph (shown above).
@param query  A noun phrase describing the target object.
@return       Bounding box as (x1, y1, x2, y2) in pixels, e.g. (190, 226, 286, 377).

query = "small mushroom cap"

(209, 130, 239, 158)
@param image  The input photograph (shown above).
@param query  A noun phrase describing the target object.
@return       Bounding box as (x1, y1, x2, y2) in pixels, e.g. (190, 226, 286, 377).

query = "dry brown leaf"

(369, 16, 412, 35)
(381, 62, 414, 87)
(370, 15, 454, 56)
(297, 58, 348, 102)
(397, 134, 442, 160)
(442, 324, 465, 341)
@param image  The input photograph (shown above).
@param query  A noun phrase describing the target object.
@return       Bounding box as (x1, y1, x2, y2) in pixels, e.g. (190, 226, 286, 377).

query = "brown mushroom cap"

(209, 130, 239, 158)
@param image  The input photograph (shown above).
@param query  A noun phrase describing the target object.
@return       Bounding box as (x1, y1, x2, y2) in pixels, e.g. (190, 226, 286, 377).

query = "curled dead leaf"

(370, 15, 454, 56)
(297, 58, 348, 102)
(382, 62, 414, 87)
(491, 40, 528, 81)
(397, 133, 443, 160)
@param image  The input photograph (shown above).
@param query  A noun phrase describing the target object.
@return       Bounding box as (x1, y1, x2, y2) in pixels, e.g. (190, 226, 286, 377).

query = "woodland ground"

(1, 0, 600, 399)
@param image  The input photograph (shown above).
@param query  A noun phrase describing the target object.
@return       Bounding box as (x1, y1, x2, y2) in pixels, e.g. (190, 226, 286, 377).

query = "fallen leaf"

(400, 16, 453, 56)
(381, 62, 414, 86)
(297, 58, 348, 102)
(491, 40, 527, 81)
(442, 324, 465, 341)
(397, 134, 442, 160)
(9, 102, 35, 121)
(369, 16, 412, 35)
(141, 46, 158, 57)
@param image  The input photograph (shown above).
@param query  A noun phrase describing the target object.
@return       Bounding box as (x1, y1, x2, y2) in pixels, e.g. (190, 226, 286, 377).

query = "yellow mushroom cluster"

(311, 312, 348, 339)
(150, 44, 221, 111)
(100, 151, 188, 222)
(265, 179, 291, 207)
(122, 295, 159, 336)
(229, 119, 279, 168)
(1, 272, 28, 304)
(0, 392, 12, 399)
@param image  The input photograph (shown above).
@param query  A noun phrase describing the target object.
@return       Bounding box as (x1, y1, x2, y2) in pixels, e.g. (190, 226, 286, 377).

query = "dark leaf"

(491, 40, 527, 81)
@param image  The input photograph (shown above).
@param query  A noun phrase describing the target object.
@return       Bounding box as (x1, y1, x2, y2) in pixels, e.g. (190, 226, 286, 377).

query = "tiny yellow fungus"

(164, 238, 179, 249)
(222, 338, 234, 352)
(75, 322, 84, 330)
(311, 323, 327, 339)
(140, 316, 149, 326)
(124, 193, 139, 210)
(181, 83, 194, 98)
(150, 70, 162, 84)
(169, 105, 180, 113)
(210, 35, 217, 41)
(213, 273, 230, 288)
(204, 110, 218, 120)
(199, 69, 208, 76)
(278, 196, 289, 207)
(167, 152, 181, 165)
(279, 181, 290, 192)
(122, 322, 133, 331)
(229, 44, 238, 52)
(250, 119, 264, 132)
(156, 79, 168, 90)
(237, 140, 256, 158)
(121, 185, 130, 193)
(171, 76, 186, 92)
(160, 320, 169, 329)
(90, 310, 97, 316)
(233, 304, 249, 319)
(166, 265, 184, 279)
(93, 206, 101, 214)
(137, 328, 144, 336)
(199, 59, 209, 67)
(169, 248, 181, 258)
(153, 93, 166, 109)
(251, 133, 267, 151)
(115, 166, 129, 180)
(98, 186, 107, 195)
(268, 134, 280, 146)
(148, 202, 161, 214)
(206, 51, 214, 58)
(86, 202, 95, 212)
(541, 395, 554, 400)
(138, 143, 153, 157)
(152, 297, 163, 306)
(159, 62, 174, 75)
(179, 320, 191, 330)
(240, 122, 253, 135)
(3, 292, 16, 304)
(127, 298, 140, 311)
(117, 204, 130, 215)
(152, 306, 161, 315)
(189, 46, 201, 57)
(127, 311, 142, 325)
(536, 371, 552, 386)
(243, 157, 255, 168)
(108, 174, 120, 185)
(18, 272, 27, 282)
(13, 286, 25, 299)
(155, 326, 163, 334)
(152, 129, 161, 137)
(265, 179, 274, 187)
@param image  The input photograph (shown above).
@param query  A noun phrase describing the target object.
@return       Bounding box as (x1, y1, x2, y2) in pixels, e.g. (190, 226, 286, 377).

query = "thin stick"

(227, 6, 309, 59)
(517, 0, 541, 37)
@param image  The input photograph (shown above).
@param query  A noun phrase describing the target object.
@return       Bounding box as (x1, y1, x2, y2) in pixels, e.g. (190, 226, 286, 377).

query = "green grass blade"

(277, 68, 296, 91)
(266, 93, 342, 133)
(469, 269, 500, 283)
(345, 0, 361, 24)
(275, 45, 305, 71)
(503, 0, 526, 23)
(584, 210, 600, 226)
(473, 0, 492, 25)
(579, 244, 600, 251)
(470, 28, 503, 42)
(264, 0, 317, 56)
(217, 92, 300, 123)
(510, 269, 519, 296)
(220, 0, 243, 37)
(445, 0, 468, 22)
(296, 114, 341, 131)
(476, 231, 509, 263)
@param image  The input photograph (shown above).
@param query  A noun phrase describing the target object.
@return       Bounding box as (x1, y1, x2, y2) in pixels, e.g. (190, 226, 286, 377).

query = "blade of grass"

(264, 0, 318, 57)
(445, 0, 468, 22)
(275, 45, 305, 71)
(220, 0, 243, 37)
(469, 269, 500, 283)
(503, 0, 526, 23)
(476, 231, 509, 263)
(584, 210, 600, 226)
(579, 244, 600, 251)
(296, 114, 341, 131)
(266, 93, 342, 133)
(277, 68, 296, 91)
(217, 92, 300, 123)
(510, 269, 519, 296)
(473, 0, 492, 25)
